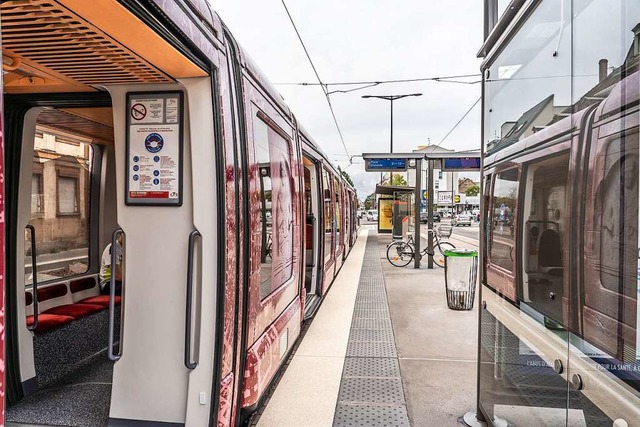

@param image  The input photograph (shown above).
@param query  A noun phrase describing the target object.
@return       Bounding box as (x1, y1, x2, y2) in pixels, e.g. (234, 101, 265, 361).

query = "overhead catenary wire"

(274, 73, 482, 87)
(281, 0, 350, 160)
(428, 96, 481, 152)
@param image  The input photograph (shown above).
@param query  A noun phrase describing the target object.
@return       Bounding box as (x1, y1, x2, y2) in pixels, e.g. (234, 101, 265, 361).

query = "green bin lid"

(444, 248, 478, 257)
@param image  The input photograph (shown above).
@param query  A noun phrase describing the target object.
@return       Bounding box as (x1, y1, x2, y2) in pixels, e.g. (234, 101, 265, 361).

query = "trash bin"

(443, 248, 478, 310)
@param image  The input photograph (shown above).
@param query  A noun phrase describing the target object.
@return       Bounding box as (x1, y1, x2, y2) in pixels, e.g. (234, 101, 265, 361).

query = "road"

(359, 218, 480, 251)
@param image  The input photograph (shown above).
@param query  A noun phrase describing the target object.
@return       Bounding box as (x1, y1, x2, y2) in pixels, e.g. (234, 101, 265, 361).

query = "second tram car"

(0, 1, 357, 426)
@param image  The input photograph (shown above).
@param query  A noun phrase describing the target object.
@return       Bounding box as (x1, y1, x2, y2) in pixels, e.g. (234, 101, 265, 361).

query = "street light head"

(412, 93, 423, 97)
(361, 95, 372, 98)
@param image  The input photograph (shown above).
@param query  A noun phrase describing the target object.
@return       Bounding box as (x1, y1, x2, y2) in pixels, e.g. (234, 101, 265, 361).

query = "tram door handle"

(185, 229, 201, 370)
(108, 228, 125, 361)
(26, 225, 39, 332)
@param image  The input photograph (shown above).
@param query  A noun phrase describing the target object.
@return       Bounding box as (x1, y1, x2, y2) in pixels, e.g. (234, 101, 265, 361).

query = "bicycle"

(386, 226, 455, 268)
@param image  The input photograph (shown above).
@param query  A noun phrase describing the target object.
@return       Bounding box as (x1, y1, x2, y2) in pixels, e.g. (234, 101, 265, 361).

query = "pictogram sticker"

(131, 103, 147, 121)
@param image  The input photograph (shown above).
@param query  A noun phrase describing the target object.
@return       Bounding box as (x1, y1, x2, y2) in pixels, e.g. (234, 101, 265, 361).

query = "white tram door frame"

(104, 81, 217, 425)
(15, 108, 47, 386)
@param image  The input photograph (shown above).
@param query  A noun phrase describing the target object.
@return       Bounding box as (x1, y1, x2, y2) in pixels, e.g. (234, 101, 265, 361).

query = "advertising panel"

(378, 199, 394, 232)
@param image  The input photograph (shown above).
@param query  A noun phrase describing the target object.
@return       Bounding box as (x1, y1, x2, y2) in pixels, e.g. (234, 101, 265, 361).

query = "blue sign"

(442, 157, 480, 171)
(366, 158, 407, 171)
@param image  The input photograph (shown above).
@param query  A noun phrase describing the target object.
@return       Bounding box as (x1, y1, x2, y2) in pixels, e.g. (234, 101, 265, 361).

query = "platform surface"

(255, 225, 480, 427)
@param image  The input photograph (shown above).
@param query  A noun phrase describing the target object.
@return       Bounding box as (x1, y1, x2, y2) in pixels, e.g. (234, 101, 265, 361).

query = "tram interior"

(1, 0, 212, 425)
(8, 107, 120, 425)
(303, 157, 321, 314)
(521, 153, 570, 323)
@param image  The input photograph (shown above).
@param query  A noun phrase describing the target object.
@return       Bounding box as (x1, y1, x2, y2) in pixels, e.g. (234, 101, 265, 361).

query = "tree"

(465, 184, 480, 197)
(364, 193, 375, 210)
(390, 174, 408, 186)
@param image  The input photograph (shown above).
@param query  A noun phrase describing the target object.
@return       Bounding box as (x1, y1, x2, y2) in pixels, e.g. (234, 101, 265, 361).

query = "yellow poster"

(379, 199, 393, 231)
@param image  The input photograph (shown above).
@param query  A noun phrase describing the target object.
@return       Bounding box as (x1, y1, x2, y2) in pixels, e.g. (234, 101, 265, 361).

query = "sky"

(211, 0, 484, 197)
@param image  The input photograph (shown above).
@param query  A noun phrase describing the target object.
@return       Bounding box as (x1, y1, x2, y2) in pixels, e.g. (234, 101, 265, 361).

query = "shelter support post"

(414, 159, 422, 269)
(427, 160, 434, 268)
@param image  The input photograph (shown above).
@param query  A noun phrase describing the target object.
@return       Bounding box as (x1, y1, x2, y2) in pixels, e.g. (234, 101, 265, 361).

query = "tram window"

(255, 117, 294, 301)
(521, 153, 569, 321)
(25, 128, 93, 286)
(323, 170, 333, 263)
(489, 168, 519, 272)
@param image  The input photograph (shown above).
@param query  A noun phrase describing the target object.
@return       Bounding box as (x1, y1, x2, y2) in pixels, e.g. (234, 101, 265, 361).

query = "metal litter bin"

(444, 248, 478, 310)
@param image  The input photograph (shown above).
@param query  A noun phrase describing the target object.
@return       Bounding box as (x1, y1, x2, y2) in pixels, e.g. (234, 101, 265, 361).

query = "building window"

(57, 174, 79, 215)
(31, 173, 44, 214)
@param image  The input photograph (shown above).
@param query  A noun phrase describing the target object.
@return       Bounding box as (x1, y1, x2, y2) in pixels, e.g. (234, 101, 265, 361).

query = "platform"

(252, 225, 480, 427)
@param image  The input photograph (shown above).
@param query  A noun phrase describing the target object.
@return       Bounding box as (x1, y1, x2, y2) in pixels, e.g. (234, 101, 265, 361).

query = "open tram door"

(302, 154, 323, 316)
(0, 1, 226, 426)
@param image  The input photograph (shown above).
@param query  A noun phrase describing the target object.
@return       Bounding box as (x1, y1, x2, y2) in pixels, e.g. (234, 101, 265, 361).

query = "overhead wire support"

(281, 0, 351, 160)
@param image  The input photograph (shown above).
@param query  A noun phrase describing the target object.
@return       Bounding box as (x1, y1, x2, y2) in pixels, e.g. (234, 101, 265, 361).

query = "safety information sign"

(126, 92, 183, 206)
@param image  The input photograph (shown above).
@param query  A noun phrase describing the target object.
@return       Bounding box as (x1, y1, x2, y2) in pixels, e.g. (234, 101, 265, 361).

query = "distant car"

(452, 213, 473, 226)
(366, 210, 378, 221)
(420, 211, 441, 223)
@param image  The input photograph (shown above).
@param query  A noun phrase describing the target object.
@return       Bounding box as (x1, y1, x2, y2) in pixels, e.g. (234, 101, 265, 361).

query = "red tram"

(0, 1, 358, 426)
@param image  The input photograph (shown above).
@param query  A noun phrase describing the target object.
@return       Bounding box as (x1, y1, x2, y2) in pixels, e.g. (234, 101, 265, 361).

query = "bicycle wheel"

(387, 241, 414, 267)
(433, 242, 456, 268)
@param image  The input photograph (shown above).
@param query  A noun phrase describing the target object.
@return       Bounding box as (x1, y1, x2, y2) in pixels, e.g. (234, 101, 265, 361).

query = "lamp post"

(362, 93, 422, 185)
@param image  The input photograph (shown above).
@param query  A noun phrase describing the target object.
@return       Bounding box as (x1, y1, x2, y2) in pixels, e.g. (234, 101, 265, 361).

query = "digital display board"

(442, 157, 481, 171)
(365, 158, 407, 171)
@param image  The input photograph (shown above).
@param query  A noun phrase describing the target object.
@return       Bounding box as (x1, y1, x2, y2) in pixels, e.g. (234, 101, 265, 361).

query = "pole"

(390, 98, 394, 185)
(414, 158, 422, 269)
(451, 172, 455, 216)
(427, 159, 434, 268)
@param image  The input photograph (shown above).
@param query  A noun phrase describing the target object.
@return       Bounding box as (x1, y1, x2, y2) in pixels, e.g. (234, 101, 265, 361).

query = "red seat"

(77, 295, 121, 308)
(44, 303, 104, 319)
(26, 313, 74, 334)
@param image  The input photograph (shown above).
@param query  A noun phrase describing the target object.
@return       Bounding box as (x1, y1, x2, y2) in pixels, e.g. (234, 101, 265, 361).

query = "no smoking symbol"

(131, 103, 147, 121)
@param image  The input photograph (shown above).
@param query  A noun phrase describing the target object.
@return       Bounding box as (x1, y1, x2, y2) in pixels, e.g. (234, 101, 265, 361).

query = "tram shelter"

(363, 151, 480, 269)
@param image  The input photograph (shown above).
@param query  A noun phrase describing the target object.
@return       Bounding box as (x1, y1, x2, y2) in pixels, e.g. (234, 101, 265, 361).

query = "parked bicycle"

(386, 226, 455, 268)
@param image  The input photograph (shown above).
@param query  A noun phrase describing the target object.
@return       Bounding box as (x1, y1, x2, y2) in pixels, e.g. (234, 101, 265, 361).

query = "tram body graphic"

(480, 58, 640, 426)
(0, 1, 357, 426)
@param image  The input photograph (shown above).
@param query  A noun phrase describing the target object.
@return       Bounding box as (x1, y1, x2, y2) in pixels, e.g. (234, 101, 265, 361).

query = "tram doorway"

(4, 80, 218, 426)
(303, 156, 322, 316)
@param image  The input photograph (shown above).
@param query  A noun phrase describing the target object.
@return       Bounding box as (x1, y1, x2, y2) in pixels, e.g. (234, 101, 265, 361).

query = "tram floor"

(7, 354, 113, 427)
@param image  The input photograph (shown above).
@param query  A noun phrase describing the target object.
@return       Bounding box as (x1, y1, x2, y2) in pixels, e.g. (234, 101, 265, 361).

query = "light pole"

(362, 93, 422, 185)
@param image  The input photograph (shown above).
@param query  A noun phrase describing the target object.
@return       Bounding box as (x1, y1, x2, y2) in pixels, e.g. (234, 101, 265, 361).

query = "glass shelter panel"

(480, 0, 573, 424)
(480, 0, 640, 425)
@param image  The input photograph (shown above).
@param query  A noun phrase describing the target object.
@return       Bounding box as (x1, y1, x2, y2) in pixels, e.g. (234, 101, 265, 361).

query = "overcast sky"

(211, 0, 483, 196)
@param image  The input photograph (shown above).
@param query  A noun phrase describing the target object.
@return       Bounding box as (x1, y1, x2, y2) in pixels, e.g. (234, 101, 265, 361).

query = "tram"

(0, 1, 358, 426)
(478, 1, 640, 425)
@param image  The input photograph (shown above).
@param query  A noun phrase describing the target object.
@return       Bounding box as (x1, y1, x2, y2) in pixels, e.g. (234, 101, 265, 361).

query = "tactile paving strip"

(342, 357, 401, 378)
(333, 233, 410, 427)
(334, 404, 410, 427)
